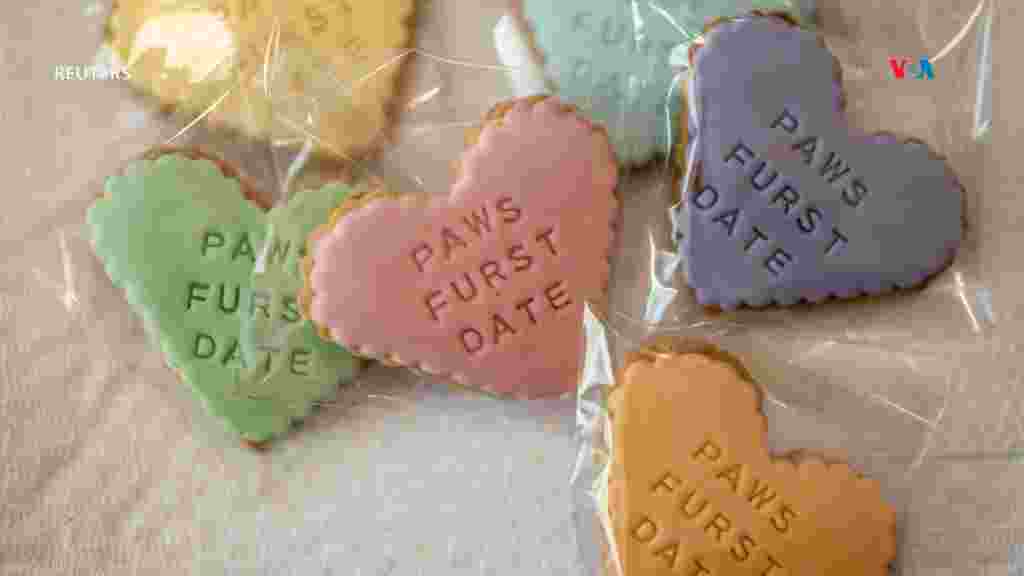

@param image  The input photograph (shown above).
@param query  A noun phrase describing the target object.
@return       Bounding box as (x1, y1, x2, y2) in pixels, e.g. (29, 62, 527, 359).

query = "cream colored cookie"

(105, 0, 417, 158)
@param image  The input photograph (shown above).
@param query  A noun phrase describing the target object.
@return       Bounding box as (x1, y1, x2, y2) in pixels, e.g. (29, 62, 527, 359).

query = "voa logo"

(888, 57, 936, 80)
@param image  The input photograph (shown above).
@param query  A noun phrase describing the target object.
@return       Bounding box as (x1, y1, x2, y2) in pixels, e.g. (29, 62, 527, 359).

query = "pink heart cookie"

(306, 97, 619, 397)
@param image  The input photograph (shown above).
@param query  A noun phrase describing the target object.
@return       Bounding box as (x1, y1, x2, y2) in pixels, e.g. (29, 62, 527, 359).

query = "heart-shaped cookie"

(305, 97, 618, 397)
(495, 0, 797, 164)
(105, 0, 416, 157)
(88, 152, 362, 444)
(611, 350, 896, 575)
(676, 16, 963, 309)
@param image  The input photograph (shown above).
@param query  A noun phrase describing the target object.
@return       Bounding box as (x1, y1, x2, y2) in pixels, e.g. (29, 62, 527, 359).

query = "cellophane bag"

(573, 303, 962, 576)
(570, 1, 998, 575)
(653, 0, 996, 342)
(77, 0, 543, 448)
(38, 2, 623, 572)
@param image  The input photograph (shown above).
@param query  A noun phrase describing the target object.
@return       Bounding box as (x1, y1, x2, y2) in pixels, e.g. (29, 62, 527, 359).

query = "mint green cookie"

(89, 154, 361, 444)
(514, 0, 798, 164)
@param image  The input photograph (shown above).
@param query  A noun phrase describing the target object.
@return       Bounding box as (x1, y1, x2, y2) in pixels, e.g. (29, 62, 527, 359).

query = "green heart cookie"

(88, 154, 361, 444)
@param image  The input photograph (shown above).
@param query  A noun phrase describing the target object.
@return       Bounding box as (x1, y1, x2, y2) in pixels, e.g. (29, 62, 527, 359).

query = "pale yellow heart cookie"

(106, 0, 416, 157)
(611, 350, 896, 576)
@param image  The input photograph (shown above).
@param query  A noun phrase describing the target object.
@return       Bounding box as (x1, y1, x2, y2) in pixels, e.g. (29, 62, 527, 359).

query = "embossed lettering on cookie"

(612, 352, 897, 576)
(305, 98, 619, 398)
(87, 153, 363, 444)
(680, 16, 963, 309)
(501, 1, 794, 165)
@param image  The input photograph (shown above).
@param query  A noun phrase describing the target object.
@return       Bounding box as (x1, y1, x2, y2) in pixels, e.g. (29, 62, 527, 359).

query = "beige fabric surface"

(2, 0, 1022, 574)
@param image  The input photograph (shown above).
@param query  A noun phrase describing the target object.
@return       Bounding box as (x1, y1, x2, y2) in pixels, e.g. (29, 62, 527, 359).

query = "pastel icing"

(679, 18, 962, 309)
(308, 98, 618, 398)
(612, 352, 897, 576)
(495, 0, 797, 164)
(106, 0, 416, 156)
(88, 154, 362, 443)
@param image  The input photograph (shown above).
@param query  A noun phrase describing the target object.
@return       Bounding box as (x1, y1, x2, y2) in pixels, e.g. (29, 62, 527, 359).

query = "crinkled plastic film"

(8, 0, 1007, 573)
(654, 1, 997, 342)
(571, 2, 997, 575)
(79, 1, 531, 446)
(493, 0, 803, 170)
(573, 304, 955, 576)
(47, 0, 1000, 570)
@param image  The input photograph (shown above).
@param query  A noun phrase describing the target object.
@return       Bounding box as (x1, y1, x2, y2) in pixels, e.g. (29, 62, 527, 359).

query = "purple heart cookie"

(677, 16, 963, 309)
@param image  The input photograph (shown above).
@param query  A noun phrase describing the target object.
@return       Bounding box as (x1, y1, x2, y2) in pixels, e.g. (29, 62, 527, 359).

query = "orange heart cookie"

(610, 351, 896, 576)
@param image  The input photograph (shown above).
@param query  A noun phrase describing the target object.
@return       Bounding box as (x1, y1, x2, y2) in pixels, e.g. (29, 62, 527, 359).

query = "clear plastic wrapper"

(17, 0, 1007, 573)
(653, 1, 998, 344)
(492, 0, 803, 168)
(78, 0, 533, 446)
(79, 0, 651, 449)
(573, 304, 957, 575)
(567, 1, 998, 575)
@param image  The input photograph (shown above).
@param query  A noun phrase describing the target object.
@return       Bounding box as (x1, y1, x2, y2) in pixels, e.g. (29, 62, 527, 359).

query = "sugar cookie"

(105, 0, 416, 157)
(495, 0, 796, 165)
(304, 97, 618, 397)
(675, 15, 963, 309)
(611, 349, 897, 575)
(88, 152, 363, 444)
